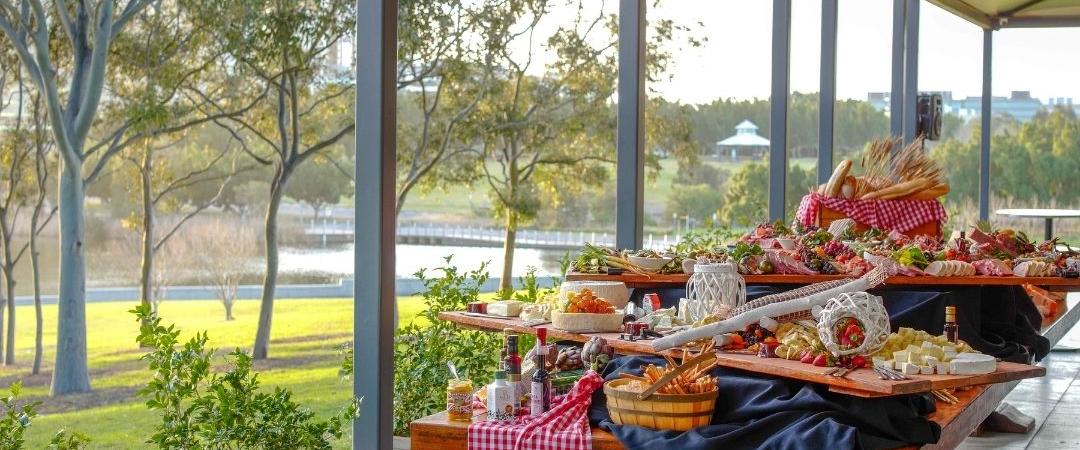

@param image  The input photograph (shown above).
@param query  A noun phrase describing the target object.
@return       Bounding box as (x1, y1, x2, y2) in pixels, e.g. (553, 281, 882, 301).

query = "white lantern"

(684, 263, 746, 322)
(815, 292, 890, 356)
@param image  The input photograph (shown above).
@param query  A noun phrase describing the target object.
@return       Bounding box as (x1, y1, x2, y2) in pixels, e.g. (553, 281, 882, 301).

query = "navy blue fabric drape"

(604, 283, 1050, 449)
(590, 355, 941, 450)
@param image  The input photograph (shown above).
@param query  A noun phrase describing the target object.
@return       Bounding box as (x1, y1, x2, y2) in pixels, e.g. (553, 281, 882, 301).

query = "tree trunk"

(499, 212, 518, 292)
(252, 171, 289, 359)
(224, 299, 234, 321)
(31, 209, 43, 375)
(4, 264, 15, 366)
(138, 153, 155, 319)
(52, 162, 91, 395)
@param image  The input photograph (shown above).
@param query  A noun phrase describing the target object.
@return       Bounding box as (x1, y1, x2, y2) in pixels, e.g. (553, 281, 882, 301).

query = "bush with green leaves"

(0, 382, 88, 449)
(393, 257, 503, 435)
(132, 304, 358, 449)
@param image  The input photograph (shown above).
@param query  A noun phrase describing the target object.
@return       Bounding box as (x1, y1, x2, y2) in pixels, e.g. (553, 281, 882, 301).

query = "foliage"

(666, 183, 724, 224)
(674, 227, 738, 256)
(393, 257, 502, 435)
(719, 162, 817, 227)
(0, 382, 87, 450)
(132, 304, 358, 449)
(932, 107, 1080, 208)
(289, 153, 353, 220)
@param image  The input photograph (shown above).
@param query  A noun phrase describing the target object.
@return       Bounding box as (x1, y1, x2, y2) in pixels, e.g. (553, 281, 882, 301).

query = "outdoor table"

(411, 274, 1080, 449)
(409, 377, 1017, 450)
(995, 208, 1080, 241)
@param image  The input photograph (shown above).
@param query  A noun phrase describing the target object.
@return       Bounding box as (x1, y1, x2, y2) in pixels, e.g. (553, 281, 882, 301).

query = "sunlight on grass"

(1, 296, 426, 448)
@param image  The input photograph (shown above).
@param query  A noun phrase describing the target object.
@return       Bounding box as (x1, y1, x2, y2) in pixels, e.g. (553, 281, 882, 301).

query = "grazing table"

(995, 208, 1080, 241)
(411, 270, 1080, 449)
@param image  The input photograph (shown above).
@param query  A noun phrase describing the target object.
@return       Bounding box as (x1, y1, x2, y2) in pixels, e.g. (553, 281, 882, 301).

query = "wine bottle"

(530, 328, 552, 416)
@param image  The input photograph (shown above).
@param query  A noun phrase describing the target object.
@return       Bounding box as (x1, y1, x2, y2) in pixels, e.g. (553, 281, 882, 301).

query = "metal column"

(979, 29, 992, 221)
(769, 0, 792, 222)
(355, 0, 397, 448)
(890, 0, 906, 138)
(819, 0, 838, 185)
(616, 0, 645, 249)
(902, 0, 921, 145)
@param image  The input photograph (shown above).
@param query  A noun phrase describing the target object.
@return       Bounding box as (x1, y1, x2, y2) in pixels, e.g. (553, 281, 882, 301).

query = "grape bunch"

(822, 240, 854, 259)
(805, 257, 838, 274)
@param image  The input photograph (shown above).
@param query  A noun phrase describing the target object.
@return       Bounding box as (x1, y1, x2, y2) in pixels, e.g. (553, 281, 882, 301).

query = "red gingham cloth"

(796, 192, 947, 234)
(467, 371, 604, 450)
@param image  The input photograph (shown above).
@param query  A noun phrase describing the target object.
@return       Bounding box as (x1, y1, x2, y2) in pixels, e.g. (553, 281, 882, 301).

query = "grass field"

(0, 296, 427, 449)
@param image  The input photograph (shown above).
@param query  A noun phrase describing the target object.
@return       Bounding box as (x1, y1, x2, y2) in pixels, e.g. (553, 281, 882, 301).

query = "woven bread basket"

(603, 379, 718, 431)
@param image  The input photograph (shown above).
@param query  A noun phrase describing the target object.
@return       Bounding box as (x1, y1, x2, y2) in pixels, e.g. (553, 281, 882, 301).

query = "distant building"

(715, 120, 770, 160)
(867, 90, 1078, 122)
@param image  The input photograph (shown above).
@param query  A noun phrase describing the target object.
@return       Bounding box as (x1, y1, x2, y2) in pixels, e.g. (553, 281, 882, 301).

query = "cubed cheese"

(486, 300, 523, 317)
(901, 363, 921, 375)
(942, 349, 957, 362)
(922, 341, 935, 350)
(923, 356, 939, 367)
(908, 351, 924, 365)
(893, 351, 908, 364)
(919, 365, 934, 375)
(934, 362, 950, 375)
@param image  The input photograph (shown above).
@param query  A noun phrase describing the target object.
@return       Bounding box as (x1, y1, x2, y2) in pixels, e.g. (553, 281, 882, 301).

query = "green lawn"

(0, 296, 426, 449)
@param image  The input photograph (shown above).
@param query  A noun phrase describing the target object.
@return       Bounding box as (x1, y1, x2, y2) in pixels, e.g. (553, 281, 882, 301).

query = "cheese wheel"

(949, 353, 996, 375)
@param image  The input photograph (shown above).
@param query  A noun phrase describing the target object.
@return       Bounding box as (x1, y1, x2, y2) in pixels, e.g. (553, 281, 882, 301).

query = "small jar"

(446, 379, 474, 422)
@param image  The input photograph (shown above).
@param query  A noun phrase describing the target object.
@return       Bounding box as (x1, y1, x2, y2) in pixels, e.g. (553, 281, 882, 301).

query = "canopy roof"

(930, 0, 1080, 29)
(717, 120, 770, 147)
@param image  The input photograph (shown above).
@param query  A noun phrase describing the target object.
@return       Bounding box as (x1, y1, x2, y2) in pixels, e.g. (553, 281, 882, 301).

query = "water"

(279, 244, 565, 279)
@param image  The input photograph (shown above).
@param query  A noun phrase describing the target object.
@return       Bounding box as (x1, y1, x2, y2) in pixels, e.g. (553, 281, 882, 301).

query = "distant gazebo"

(715, 120, 770, 160)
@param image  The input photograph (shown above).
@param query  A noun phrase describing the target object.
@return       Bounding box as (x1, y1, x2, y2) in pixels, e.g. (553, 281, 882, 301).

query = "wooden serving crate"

(818, 204, 942, 238)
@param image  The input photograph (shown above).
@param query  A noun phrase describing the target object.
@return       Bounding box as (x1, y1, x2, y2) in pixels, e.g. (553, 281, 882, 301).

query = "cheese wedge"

(949, 352, 996, 375)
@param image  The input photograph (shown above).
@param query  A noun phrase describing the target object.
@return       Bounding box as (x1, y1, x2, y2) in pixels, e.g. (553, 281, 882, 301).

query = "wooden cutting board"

(439, 311, 1045, 397)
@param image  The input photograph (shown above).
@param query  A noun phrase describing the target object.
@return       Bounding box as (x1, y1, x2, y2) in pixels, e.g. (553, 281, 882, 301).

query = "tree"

(186, 219, 256, 321)
(666, 184, 723, 225)
(0, 71, 58, 367)
(0, 0, 157, 394)
(195, 0, 356, 358)
(289, 152, 352, 222)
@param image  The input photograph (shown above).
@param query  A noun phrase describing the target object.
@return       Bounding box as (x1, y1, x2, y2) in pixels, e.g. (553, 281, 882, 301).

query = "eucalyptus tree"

(194, 0, 356, 359)
(394, 0, 500, 218)
(456, 0, 697, 291)
(102, 1, 259, 316)
(0, 0, 157, 394)
(0, 73, 59, 367)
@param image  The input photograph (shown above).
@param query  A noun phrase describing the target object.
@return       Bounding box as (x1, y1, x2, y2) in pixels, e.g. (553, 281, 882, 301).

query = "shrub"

(0, 382, 88, 449)
(132, 305, 358, 449)
(392, 257, 502, 435)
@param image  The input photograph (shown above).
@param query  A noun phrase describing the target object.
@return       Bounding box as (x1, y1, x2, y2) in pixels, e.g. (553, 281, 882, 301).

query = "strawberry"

(851, 355, 866, 368)
(800, 350, 815, 364)
(812, 353, 828, 367)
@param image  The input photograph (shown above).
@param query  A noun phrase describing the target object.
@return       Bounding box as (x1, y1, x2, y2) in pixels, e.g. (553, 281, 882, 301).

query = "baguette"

(825, 160, 853, 197)
(904, 183, 950, 200)
(860, 178, 932, 200)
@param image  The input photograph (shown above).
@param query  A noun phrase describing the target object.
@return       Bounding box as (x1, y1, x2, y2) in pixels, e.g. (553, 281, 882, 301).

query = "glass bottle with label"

(486, 369, 516, 421)
(530, 328, 552, 416)
(944, 306, 959, 343)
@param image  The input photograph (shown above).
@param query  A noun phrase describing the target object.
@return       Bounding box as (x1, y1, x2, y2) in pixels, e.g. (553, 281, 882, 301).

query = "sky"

(639, 1, 1080, 104)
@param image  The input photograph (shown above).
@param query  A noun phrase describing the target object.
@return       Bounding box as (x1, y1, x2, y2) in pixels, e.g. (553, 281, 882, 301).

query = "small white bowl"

(777, 238, 796, 250)
(628, 255, 674, 272)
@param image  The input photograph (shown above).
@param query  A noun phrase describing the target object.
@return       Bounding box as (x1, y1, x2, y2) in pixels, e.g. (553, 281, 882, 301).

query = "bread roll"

(825, 160, 853, 197)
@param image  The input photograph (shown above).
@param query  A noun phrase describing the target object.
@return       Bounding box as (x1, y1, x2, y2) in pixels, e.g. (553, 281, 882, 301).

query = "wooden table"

(996, 208, 1080, 241)
(410, 382, 1007, 450)
(565, 272, 1080, 289)
(440, 311, 1046, 398)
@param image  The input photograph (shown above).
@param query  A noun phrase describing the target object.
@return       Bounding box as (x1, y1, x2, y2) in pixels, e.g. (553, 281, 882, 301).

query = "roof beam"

(999, 0, 1046, 18)
(928, 0, 994, 29)
(997, 15, 1080, 27)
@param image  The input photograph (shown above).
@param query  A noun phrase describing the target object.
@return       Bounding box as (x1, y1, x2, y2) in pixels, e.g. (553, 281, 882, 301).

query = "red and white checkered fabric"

(467, 371, 604, 450)
(796, 192, 947, 234)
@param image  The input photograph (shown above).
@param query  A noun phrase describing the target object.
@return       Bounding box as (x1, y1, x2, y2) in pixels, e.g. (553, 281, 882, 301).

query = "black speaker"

(917, 93, 943, 141)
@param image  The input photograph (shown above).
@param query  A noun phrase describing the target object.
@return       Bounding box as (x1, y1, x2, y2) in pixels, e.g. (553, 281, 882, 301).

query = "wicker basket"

(603, 379, 718, 431)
